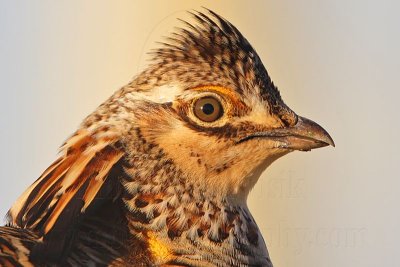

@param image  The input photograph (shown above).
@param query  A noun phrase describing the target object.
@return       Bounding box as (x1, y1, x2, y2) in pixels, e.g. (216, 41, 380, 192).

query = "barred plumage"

(1, 9, 333, 266)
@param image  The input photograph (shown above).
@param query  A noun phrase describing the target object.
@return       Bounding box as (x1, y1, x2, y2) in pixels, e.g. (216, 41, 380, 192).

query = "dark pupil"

(202, 103, 215, 115)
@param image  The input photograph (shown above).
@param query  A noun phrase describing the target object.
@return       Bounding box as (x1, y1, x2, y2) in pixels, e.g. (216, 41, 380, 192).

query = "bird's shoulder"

(6, 129, 130, 263)
(0, 226, 38, 267)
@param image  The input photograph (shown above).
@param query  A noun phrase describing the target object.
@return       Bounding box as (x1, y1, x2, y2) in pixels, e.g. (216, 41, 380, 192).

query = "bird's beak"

(280, 116, 335, 151)
(237, 116, 334, 151)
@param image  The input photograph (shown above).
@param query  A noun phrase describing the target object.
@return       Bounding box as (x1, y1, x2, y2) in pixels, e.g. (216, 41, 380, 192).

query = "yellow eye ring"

(193, 97, 223, 122)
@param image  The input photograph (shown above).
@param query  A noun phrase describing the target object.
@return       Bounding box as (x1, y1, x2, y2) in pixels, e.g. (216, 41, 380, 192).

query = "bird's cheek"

(235, 139, 293, 167)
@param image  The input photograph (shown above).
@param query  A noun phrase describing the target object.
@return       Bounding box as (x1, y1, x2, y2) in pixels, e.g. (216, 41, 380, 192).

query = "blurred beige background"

(1, 1, 399, 266)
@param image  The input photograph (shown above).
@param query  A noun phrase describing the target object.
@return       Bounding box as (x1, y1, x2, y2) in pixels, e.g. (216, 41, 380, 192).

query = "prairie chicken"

(1, 9, 334, 267)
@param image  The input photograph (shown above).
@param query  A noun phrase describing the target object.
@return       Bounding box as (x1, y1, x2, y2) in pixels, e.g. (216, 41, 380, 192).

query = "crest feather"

(149, 9, 286, 111)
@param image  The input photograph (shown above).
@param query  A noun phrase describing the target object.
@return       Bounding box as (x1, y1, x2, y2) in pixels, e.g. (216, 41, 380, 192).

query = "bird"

(0, 9, 334, 267)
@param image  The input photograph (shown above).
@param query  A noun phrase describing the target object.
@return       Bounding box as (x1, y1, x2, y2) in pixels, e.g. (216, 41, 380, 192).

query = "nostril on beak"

(280, 111, 298, 127)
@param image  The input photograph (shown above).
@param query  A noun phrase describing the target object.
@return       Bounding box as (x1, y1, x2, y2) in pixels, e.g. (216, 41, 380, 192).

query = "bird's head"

(5, 11, 334, 261)
(85, 10, 334, 202)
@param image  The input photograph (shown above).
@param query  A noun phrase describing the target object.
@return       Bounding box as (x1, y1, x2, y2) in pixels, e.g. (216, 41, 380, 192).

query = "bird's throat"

(121, 172, 270, 266)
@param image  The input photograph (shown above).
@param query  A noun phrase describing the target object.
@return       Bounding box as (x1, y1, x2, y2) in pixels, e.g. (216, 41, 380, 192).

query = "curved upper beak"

(237, 116, 334, 151)
(282, 116, 335, 151)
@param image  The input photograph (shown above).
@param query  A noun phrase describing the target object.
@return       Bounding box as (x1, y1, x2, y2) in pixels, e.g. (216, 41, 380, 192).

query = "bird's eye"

(193, 97, 223, 122)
